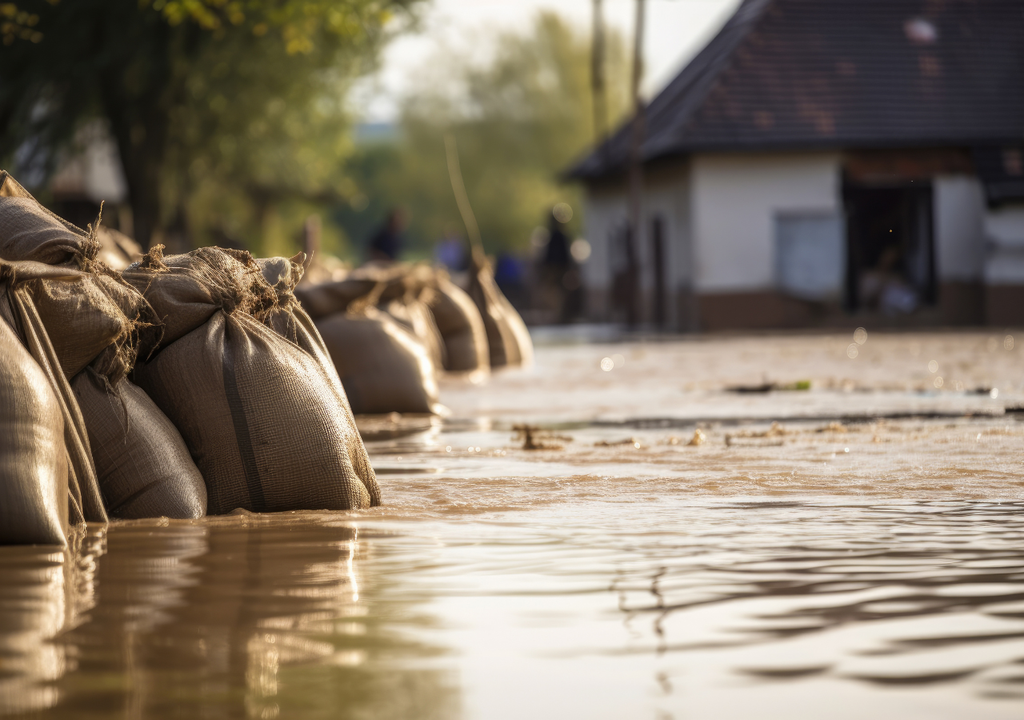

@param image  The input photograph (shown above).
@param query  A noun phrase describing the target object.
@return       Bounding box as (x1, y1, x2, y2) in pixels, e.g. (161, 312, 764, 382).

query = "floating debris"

(817, 422, 848, 434)
(512, 424, 568, 451)
(726, 380, 810, 393)
(725, 422, 787, 447)
(594, 437, 645, 449)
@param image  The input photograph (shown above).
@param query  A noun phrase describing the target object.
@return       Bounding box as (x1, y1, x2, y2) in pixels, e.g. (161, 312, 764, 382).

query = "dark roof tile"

(569, 0, 1024, 180)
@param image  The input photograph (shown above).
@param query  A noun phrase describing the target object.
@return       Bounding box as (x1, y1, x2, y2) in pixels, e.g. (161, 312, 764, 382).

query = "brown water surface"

(2, 334, 1023, 719)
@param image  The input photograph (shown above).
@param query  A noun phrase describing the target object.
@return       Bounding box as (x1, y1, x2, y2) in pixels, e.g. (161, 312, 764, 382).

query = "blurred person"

(368, 208, 407, 263)
(536, 206, 577, 323)
(495, 251, 528, 310)
(860, 246, 918, 314)
(434, 225, 468, 271)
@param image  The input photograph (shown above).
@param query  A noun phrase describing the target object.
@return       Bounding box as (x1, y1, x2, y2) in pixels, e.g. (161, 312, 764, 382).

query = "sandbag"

(72, 369, 207, 519)
(0, 259, 108, 538)
(0, 171, 98, 266)
(0, 314, 69, 545)
(130, 247, 378, 514)
(95, 226, 142, 271)
(384, 295, 446, 370)
(294, 276, 376, 320)
(123, 245, 276, 352)
(258, 255, 380, 505)
(465, 256, 533, 368)
(426, 275, 490, 374)
(30, 270, 150, 381)
(315, 306, 442, 415)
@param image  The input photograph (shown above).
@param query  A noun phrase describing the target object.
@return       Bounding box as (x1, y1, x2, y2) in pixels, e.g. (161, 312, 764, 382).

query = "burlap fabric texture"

(128, 246, 378, 514)
(465, 256, 533, 368)
(424, 273, 490, 374)
(0, 260, 109, 544)
(0, 289, 69, 545)
(258, 255, 380, 506)
(296, 263, 488, 375)
(72, 369, 207, 519)
(0, 171, 96, 266)
(315, 304, 441, 416)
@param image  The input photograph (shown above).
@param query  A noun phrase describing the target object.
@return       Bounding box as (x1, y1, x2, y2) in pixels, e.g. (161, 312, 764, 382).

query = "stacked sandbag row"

(0, 170, 162, 544)
(124, 245, 380, 515)
(464, 254, 533, 369)
(0, 170, 380, 546)
(295, 264, 454, 415)
(293, 257, 535, 417)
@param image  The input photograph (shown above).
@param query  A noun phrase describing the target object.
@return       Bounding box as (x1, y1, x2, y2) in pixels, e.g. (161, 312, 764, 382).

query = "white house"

(568, 0, 1024, 330)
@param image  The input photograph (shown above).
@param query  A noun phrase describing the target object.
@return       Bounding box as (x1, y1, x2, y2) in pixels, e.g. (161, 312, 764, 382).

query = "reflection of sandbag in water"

(0, 310, 69, 546)
(425, 274, 489, 374)
(465, 257, 533, 368)
(0, 260, 108, 539)
(258, 255, 380, 505)
(316, 306, 442, 415)
(72, 368, 207, 520)
(130, 246, 378, 514)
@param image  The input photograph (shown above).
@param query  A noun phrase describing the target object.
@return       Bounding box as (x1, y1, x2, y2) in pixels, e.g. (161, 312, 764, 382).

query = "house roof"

(569, 0, 1024, 180)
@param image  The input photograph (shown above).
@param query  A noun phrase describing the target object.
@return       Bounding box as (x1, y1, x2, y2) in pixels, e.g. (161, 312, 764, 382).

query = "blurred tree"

(338, 12, 630, 260)
(0, 0, 419, 251)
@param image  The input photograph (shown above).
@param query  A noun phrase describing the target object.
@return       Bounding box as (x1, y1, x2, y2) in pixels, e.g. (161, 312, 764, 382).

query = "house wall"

(690, 152, 842, 329)
(579, 153, 1017, 331)
(580, 160, 693, 328)
(983, 202, 1024, 326)
(933, 175, 987, 324)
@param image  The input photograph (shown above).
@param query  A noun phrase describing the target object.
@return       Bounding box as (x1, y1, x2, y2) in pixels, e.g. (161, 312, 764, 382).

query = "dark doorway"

(650, 216, 667, 327)
(843, 183, 935, 313)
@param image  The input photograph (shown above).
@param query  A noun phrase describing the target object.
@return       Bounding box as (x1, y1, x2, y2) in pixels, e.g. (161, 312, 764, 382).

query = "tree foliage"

(337, 12, 630, 260)
(0, 0, 418, 251)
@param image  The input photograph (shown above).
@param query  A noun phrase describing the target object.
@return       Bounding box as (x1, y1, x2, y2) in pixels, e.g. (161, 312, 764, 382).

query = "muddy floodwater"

(2, 331, 1023, 719)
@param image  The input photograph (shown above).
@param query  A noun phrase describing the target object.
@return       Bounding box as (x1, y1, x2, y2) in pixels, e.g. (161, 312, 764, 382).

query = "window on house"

(774, 212, 845, 301)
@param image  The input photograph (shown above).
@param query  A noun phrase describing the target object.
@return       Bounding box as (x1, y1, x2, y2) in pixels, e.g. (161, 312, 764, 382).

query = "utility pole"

(591, 0, 608, 148)
(625, 0, 646, 327)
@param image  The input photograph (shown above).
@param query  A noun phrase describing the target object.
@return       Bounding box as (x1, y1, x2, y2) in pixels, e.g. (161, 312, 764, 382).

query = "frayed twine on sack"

(347, 280, 388, 316)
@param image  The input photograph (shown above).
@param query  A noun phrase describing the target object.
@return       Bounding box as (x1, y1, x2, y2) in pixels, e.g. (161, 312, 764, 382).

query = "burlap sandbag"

(294, 276, 376, 320)
(426, 274, 490, 374)
(95, 226, 143, 271)
(315, 306, 442, 415)
(383, 295, 446, 370)
(72, 369, 207, 519)
(130, 247, 378, 514)
(0, 171, 98, 266)
(30, 269, 151, 381)
(0, 171, 153, 382)
(465, 257, 533, 368)
(258, 255, 380, 505)
(0, 259, 108, 537)
(0, 310, 69, 545)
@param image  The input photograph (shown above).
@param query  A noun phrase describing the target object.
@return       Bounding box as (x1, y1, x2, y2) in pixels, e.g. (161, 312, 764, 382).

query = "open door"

(843, 182, 935, 313)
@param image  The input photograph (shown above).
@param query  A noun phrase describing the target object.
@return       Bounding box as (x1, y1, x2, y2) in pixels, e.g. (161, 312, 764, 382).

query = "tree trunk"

(94, 8, 175, 249)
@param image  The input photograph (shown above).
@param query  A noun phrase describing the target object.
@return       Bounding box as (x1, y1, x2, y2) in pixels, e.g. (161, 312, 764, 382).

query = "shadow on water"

(0, 516, 458, 720)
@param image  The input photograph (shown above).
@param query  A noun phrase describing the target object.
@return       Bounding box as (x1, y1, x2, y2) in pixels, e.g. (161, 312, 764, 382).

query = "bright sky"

(355, 0, 742, 122)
